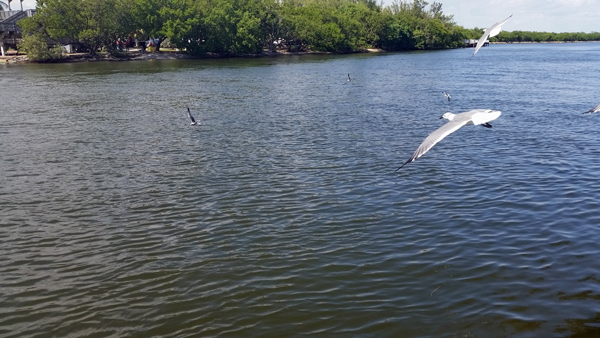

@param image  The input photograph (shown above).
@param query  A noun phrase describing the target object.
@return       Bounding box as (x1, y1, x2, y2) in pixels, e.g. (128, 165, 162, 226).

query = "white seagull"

(397, 109, 502, 170)
(473, 14, 513, 56)
(584, 104, 600, 114)
(187, 106, 198, 125)
(442, 91, 451, 102)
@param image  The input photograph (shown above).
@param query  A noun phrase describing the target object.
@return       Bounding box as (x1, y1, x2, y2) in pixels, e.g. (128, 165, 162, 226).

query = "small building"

(463, 39, 489, 48)
(0, 9, 35, 55)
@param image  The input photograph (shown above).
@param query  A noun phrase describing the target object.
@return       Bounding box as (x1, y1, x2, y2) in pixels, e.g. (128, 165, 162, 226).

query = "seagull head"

(440, 112, 455, 121)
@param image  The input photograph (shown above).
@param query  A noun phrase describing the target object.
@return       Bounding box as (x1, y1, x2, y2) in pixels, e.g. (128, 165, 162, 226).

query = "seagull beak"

(439, 115, 444, 119)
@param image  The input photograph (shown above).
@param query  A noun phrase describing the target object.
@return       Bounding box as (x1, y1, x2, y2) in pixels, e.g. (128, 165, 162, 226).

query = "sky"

(380, 0, 600, 32)
(13, 0, 600, 33)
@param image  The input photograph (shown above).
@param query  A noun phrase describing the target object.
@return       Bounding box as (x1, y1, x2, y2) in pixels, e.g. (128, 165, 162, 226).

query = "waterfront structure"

(0, 7, 34, 56)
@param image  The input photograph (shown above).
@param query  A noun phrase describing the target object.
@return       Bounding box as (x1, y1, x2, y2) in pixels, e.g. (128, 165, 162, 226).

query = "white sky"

(16, 0, 600, 33)
(380, 0, 600, 32)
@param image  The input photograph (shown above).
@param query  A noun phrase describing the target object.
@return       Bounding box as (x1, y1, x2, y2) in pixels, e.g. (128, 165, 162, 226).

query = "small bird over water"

(397, 109, 501, 170)
(584, 104, 600, 114)
(442, 91, 451, 102)
(473, 14, 513, 56)
(348, 74, 352, 82)
(187, 106, 198, 125)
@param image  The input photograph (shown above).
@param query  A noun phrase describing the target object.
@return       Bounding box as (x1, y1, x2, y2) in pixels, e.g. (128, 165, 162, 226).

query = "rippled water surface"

(2, 43, 600, 337)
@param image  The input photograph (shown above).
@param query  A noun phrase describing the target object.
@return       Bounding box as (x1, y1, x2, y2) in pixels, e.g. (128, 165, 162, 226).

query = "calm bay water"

(2, 43, 600, 337)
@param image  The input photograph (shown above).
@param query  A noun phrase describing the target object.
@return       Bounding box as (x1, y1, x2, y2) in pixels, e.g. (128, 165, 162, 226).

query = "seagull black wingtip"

(396, 160, 412, 171)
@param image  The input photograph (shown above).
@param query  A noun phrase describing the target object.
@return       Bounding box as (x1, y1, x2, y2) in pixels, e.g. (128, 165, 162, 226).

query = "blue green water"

(1, 43, 600, 337)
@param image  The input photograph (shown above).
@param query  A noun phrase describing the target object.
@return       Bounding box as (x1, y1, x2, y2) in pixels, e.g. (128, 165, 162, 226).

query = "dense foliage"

(493, 31, 600, 43)
(17, 0, 600, 59)
(18, 0, 468, 56)
(460, 27, 600, 43)
(16, 33, 64, 61)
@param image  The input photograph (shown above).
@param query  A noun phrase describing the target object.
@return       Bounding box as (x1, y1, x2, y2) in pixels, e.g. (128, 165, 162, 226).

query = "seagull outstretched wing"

(584, 104, 600, 113)
(443, 91, 451, 102)
(473, 14, 512, 56)
(187, 107, 197, 125)
(397, 109, 501, 170)
(397, 120, 469, 170)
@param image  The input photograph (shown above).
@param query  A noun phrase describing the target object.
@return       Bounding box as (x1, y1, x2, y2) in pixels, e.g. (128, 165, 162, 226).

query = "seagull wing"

(472, 33, 489, 57)
(585, 104, 600, 113)
(488, 14, 512, 38)
(468, 109, 501, 125)
(397, 120, 469, 170)
(187, 107, 196, 123)
(473, 14, 512, 56)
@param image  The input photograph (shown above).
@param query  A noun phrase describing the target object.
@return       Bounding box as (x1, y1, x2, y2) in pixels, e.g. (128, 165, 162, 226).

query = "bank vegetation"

(16, 0, 600, 61)
(16, 0, 471, 61)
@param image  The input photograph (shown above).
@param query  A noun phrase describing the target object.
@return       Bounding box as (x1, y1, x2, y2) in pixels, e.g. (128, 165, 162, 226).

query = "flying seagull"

(584, 104, 600, 114)
(348, 74, 352, 82)
(442, 91, 451, 102)
(397, 109, 502, 170)
(187, 106, 198, 125)
(473, 14, 513, 56)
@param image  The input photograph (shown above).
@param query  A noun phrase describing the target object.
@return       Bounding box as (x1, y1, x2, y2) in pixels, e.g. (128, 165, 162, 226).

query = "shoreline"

(2, 41, 598, 64)
(491, 40, 600, 44)
(1, 48, 386, 64)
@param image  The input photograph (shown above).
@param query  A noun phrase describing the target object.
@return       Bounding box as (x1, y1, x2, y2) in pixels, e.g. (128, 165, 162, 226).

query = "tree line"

(17, 0, 600, 61)
(460, 27, 600, 43)
(494, 31, 600, 43)
(17, 0, 469, 59)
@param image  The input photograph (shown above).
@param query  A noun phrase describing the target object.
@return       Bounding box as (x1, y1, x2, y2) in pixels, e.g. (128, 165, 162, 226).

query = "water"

(1, 43, 600, 337)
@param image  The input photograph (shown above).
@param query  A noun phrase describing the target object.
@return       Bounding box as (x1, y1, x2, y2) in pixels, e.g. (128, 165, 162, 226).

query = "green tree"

(17, 33, 64, 61)
(376, 11, 412, 50)
(161, 0, 268, 55)
(385, 0, 463, 50)
(280, 4, 322, 51)
(200, 0, 263, 55)
(131, 0, 173, 52)
(77, 0, 124, 54)
(19, 0, 128, 55)
(260, 0, 284, 51)
(160, 0, 205, 54)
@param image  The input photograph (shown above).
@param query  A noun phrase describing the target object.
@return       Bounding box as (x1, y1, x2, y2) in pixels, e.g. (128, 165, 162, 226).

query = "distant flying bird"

(584, 104, 600, 114)
(348, 74, 351, 82)
(473, 14, 513, 56)
(187, 106, 198, 125)
(397, 109, 502, 170)
(442, 91, 451, 102)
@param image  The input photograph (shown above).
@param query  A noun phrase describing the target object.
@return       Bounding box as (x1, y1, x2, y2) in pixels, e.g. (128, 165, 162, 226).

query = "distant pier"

(463, 39, 489, 48)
